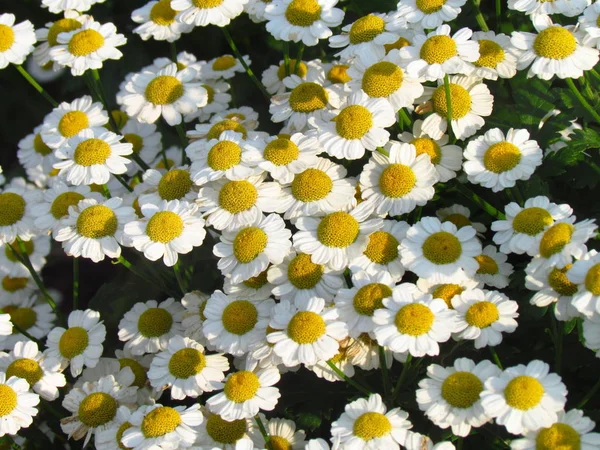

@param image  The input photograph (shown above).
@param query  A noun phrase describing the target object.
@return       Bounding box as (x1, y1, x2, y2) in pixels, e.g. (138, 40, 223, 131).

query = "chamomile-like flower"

(436, 204, 487, 235)
(93, 405, 133, 450)
(526, 261, 581, 320)
(42, 0, 103, 13)
(181, 291, 210, 344)
(249, 416, 306, 450)
(120, 116, 163, 174)
(0, 180, 41, 245)
(579, 2, 600, 49)
(473, 245, 513, 289)
(2, 297, 56, 350)
(256, 132, 319, 184)
(509, 0, 590, 19)
(33, 12, 87, 70)
(0, 14, 36, 70)
(416, 358, 501, 436)
(397, 0, 467, 29)
(0, 276, 36, 311)
(17, 125, 59, 174)
(185, 79, 232, 123)
(582, 313, 600, 357)
(224, 269, 274, 301)
(471, 31, 519, 80)
(481, 360, 568, 435)
(132, 0, 193, 42)
(172, 0, 248, 27)
(201, 54, 251, 80)
(194, 409, 254, 449)
(416, 274, 480, 309)
(136, 166, 199, 206)
(262, 58, 312, 95)
(568, 250, 600, 317)
(404, 432, 456, 450)
(0, 235, 50, 278)
(0, 372, 40, 437)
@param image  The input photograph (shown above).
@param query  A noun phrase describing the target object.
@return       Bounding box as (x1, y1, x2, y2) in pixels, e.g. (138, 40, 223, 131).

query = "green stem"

(294, 44, 305, 74)
(443, 74, 454, 141)
(453, 182, 506, 220)
(577, 376, 600, 409)
(589, 68, 600, 83)
(130, 153, 150, 172)
(175, 123, 188, 164)
(114, 174, 134, 192)
(283, 41, 291, 76)
(221, 27, 270, 101)
(73, 258, 79, 310)
(173, 261, 187, 295)
(399, 108, 413, 128)
(472, 0, 490, 31)
(255, 415, 273, 450)
(565, 78, 600, 124)
(379, 346, 391, 401)
(551, 306, 564, 375)
(391, 354, 412, 402)
(326, 360, 371, 396)
(8, 319, 43, 346)
(495, 0, 501, 28)
(114, 255, 179, 298)
(170, 41, 178, 63)
(14, 65, 58, 107)
(457, 437, 464, 450)
(489, 346, 503, 370)
(91, 69, 119, 132)
(102, 184, 112, 199)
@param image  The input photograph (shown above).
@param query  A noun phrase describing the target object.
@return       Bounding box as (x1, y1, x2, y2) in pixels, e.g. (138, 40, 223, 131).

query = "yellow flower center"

(206, 414, 247, 444)
(145, 76, 184, 105)
(420, 35, 457, 64)
(504, 375, 545, 410)
(0, 193, 26, 227)
(287, 311, 326, 343)
(233, 227, 268, 263)
(432, 84, 471, 119)
(264, 138, 299, 166)
(192, 0, 224, 8)
(585, 263, 600, 296)
(218, 180, 258, 213)
(465, 301, 499, 328)
(475, 254, 499, 275)
(432, 284, 464, 308)
(533, 27, 577, 60)
(145, 211, 184, 243)
(422, 231, 462, 265)
(119, 358, 147, 388)
(157, 169, 192, 201)
(5, 306, 36, 329)
(141, 407, 182, 438)
(289, 82, 329, 113)
(349, 15, 385, 45)
(364, 231, 399, 265)
(4, 240, 34, 263)
(116, 422, 133, 450)
(442, 214, 471, 229)
(277, 59, 308, 80)
(203, 84, 215, 104)
(291, 168, 333, 202)
(513, 207, 553, 236)
(547, 265, 577, 296)
(78, 392, 117, 427)
(168, 348, 206, 378)
(58, 110, 90, 138)
(33, 134, 53, 156)
(76, 205, 118, 238)
(0, 385, 17, 417)
(416, 0, 447, 12)
(68, 29, 105, 57)
(137, 307, 173, 337)
(47, 18, 82, 46)
(207, 120, 248, 140)
(74, 138, 112, 166)
(224, 371, 260, 403)
(222, 300, 258, 335)
(207, 141, 242, 171)
(225, 112, 246, 121)
(6, 358, 43, 386)
(539, 223, 574, 258)
(111, 110, 129, 129)
(287, 253, 324, 289)
(395, 303, 435, 336)
(378, 164, 416, 198)
(384, 37, 411, 53)
(242, 270, 268, 290)
(317, 212, 360, 248)
(536, 423, 581, 450)
(441, 371, 483, 408)
(1, 277, 28, 294)
(362, 61, 403, 98)
(270, 436, 293, 450)
(483, 142, 522, 174)
(328, 64, 352, 85)
(285, 0, 322, 26)
(335, 105, 373, 140)
(474, 40, 505, 68)
(212, 55, 237, 71)
(411, 137, 442, 165)
(124, 133, 143, 154)
(352, 412, 392, 441)
(150, 0, 177, 25)
(353, 283, 392, 316)
(58, 326, 89, 358)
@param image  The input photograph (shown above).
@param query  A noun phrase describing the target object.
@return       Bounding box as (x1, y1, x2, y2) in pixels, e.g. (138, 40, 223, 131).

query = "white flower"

(94, 405, 133, 450)
(416, 358, 501, 436)
(1, 296, 56, 349)
(480, 360, 567, 435)
(416, 274, 480, 309)
(398, 0, 466, 29)
(473, 245, 513, 289)
(132, 0, 193, 42)
(172, 0, 248, 27)
(42, 0, 103, 13)
(0, 180, 39, 244)
(262, 58, 313, 95)
(580, 2, 600, 49)
(583, 313, 600, 357)
(508, 0, 589, 18)
(136, 166, 199, 206)
(0, 372, 40, 437)
(404, 431, 456, 450)
(331, 393, 411, 450)
(185, 79, 232, 123)
(471, 31, 519, 80)
(17, 125, 59, 173)
(194, 409, 253, 449)
(120, 116, 163, 175)
(0, 235, 51, 278)
(256, 132, 319, 184)
(0, 14, 36, 69)
(436, 204, 487, 235)
(181, 291, 210, 345)
(526, 261, 581, 321)
(224, 269, 275, 301)
(49, 17, 126, 76)
(45, 309, 106, 377)
(568, 250, 600, 317)
(200, 54, 251, 80)
(33, 12, 87, 71)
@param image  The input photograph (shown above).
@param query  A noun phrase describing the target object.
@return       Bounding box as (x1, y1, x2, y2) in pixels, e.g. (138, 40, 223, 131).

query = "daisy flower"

(93, 405, 133, 450)
(120, 116, 162, 174)
(511, 408, 600, 450)
(525, 262, 581, 320)
(268, 251, 345, 307)
(124, 199, 206, 267)
(334, 271, 395, 337)
(480, 360, 567, 435)
(404, 432, 456, 450)
(181, 290, 211, 345)
(473, 245, 513, 289)
(583, 313, 600, 357)
(262, 58, 312, 95)
(120, 63, 208, 125)
(172, 0, 248, 27)
(206, 367, 281, 421)
(40, 94, 108, 149)
(416, 358, 501, 436)
(452, 289, 519, 348)
(49, 17, 126, 76)
(436, 204, 487, 235)
(308, 339, 356, 381)
(264, 0, 344, 46)
(147, 335, 229, 400)
(511, 23, 599, 80)
(194, 409, 253, 449)
(471, 31, 519, 80)
(311, 90, 395, 160)
(373, 284, 458, 357)
(27, 56, 66, 83)
(400, 217, 482, 280)
(293, 203, 382, 271)
(359, 141, 438, 217)
(121, 403, 203, 450)
(202, 290, 274, 356)
(397, 0, 467, 29)
(491, 196, 572, 255)
(463, 128, 543, 192)
(214, 213, 291, 284)
(249, 416, 305, 449)
(224, 268, 275, 301)
(185, 79, 232, 123)
(331, 393, 411, 450)
(568, 250, 600, 317)
(200, 54, 251, 80)
(1, 296, 56, 349)
(45, 308, 106, 377)
(60, 370, 137, 447)
(416, 274, 480, 309)
(132, 0, 193, 42)
(0, 235, 51, 278)
(0, 14, 36, 70)
(579, 2, 600, 49)
(0, 372, 40, 437)
(0, 277, 36, 312)
(419, 75, 493, 140)
(136, 166, 199, 206)
(349, 220, 409, 282)
(17, 125, 59, 173)
(187, 117, 251, 143)
(41, 0, 103, 13)
(118, 298, 185, 355)
(329, 13, 406, 64)
(508, 0, 589, 19)
(268, 296, 348, 366)
(0, 178, 40, 245)
(399, 25, 479, 81)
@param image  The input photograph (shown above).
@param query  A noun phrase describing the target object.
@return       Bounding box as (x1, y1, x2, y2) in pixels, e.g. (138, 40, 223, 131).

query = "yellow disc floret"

(317, 212, 359, 248)
(378, 164, 416, 198)
(33, 134, 53, 156)
(422, 231, 462, 265)
(150, 0, 177, 25)
(432, 284, 464, 308)
(116, 422, 133, 450)
(47, 18, 82, 47)
(327, 64, 351, 84)
(207, 120, 247, 140)
(287, 253, 324, 289)
(264, 138, 300, 166)
(157, 169, 193, 201)
(474, 40, 505, 68)
(483, 142, 521, 174)
(119, 358, 147, 388)
(168, 348, 206, 378)
(539, 223, 574, 258)
(352, 412, 392, 440)
(441, 371, 483, 408)
(535, 423, 581, 450)
(416, 0, 447, 13)
(218, 180, 258, 213)
(141, 406, 182, 438)
(533, 27, 577, 60)
(349, 15, 385, 45)
(224, 371, 260, 403)
(0, 385, 17, 417)
(2, 277, 28, 293)
(411, 137, 442, 165)
(207, 141, 242, 171)
(475, 254, 499, 275)
(68, 29, 104, 57)
(137, 307, 173, 337)
(420, 35, 457, 64)
(124, 134, 143, 154)
(353, 283, 392, 316)
(78, 392, 117, 427)
(395, 303, 434, 336)
(442, 214, 471, 229)
(432, 84, 471, 119)
(0, 193, 26, 227)
(289, 82, 329, 113)
(285, 0, 322, 26)
(291, 169, 333, 202)
(58, 111, 89, 138)
(465, 301, 499, 328)
(222, 300, 258, 335)
(74, 138, 112, 166)
(364, 231, 399, 265)
(362, 62, 403, 98)
(512, 207, 553, 236)
(548, 265, 578, 296)
(59, 326, 89, 358)
(76, 205, 118, 238)
(4, 240, 34, 263)
(145, 76, 184, 105)
(5, 306, 36, 329)
(270, 436, 293, 450)
(6, 358, 43, 386)
(233, 227, 268, 263)
(212, 55, 237, 71)
(206, 414, 247, 444)
(287, 311, 326, 344)
(146, 211, 184, 243)
(335, 105, 373, 140)
(384, 37, 411, 53)
(585, 263, 600, 296)
(277, 59, 308, 80)
(504, 375, 544, 410)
